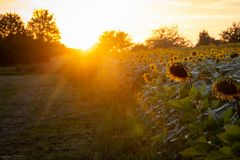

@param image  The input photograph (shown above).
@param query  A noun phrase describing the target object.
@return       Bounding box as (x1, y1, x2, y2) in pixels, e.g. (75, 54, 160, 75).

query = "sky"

(0, 0, 240, 50)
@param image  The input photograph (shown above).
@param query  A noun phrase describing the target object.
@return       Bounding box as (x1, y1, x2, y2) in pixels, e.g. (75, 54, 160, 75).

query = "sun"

(60, 31, 97, 50)
(15, 0, 156, 50)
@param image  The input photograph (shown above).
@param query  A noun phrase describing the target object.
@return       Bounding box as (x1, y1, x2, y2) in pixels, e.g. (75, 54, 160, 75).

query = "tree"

(145, 25, 191, 49)
(130, 43, 148, 51)
(97, 30, 132, 52)
(221, 22, 240, 43)
(196, 30, 221, 46)
(27, 9, 61, 43)
(0, 13, 25, 39)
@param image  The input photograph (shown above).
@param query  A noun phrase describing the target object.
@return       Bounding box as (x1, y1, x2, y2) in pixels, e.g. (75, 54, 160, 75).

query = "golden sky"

(0, 0, 240, 49)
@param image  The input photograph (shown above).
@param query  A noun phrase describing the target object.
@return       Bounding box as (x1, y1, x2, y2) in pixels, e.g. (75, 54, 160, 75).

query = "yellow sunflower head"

(192, 51, 198, 56)
(136, 92, 143, 103)
(188, 56, 193, 62)
(166, 63, 191, 82)
(143, 73, 156, 84)
(184, 57, 188, 62)
(149, 64, 158, 72)
(173, 56, 178, 61)
(212, 78, 240, 101)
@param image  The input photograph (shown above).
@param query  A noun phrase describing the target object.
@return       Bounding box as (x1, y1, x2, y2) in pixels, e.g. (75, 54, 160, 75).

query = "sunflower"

(166, 63, 191, 82)
(160, 59, 164, 64)
(230, 53, 239, 59)
(136, 92, 143, 103)
(212, 78, 240, 100)
(150, 64, 158, 72)
(169, 58, 174, 62)
(192, 51, 198, 56)
(143, 73, 155, 84)
(188, 56, 193, 62)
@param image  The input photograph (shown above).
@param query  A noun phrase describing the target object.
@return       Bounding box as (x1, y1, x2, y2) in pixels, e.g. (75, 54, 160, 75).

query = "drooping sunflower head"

(166, 62, 191, 82)
(212, 78, 240, 100)
(230, 52, 239, 59)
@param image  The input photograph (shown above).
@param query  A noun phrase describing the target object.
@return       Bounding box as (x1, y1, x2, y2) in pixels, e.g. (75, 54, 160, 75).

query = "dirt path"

(0, 74, 99, 160)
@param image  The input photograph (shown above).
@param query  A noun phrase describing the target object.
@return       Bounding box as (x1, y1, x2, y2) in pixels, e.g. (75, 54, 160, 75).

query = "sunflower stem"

(189, 78, 192, 88)
(236, 99, 240, 118)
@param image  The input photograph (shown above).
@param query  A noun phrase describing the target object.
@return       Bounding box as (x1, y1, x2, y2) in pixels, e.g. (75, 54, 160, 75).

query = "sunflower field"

(64, 43, 240, 159)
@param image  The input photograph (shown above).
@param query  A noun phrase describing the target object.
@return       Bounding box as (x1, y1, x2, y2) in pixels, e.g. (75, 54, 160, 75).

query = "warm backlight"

(0, 0, 240, 50)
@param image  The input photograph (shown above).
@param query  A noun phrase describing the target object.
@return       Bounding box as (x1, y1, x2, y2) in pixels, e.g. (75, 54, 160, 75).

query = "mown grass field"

(0, 74, 99, 159)
(0, 72, 149, 160)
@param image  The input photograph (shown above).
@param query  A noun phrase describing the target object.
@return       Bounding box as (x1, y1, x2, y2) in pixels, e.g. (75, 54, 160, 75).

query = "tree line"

(1, 9, 240, 65)
(96, 22, 240, 52)
(0, 10, 66, 66)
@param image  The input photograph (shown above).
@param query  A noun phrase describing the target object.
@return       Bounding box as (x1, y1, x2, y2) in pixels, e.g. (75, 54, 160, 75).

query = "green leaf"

(208, 108, 221, 128)
(225, 125, 240, 142)
(202, 99, 210, 110)
(196, 136, 208, 143)
(189, 86, 198, 99)
(221, 108, 233, 124)
(206, 147, 233, 160)
(219, 146, 232, 155)
(181, 144, 211, 158)
(181, 97, 193, 108)
(179, 88, 189, 98)
(166, 99, 182, 109)
(151, 129, 167, 144)
(199, 84, 207, 96)
(151, 134, 164, 144)
(217, 133, 229, 144)
(210, 100, 220, 109)
(182, 110, 198, 123)
(188, 122, 203, 132)
(166, 97, 193, 109)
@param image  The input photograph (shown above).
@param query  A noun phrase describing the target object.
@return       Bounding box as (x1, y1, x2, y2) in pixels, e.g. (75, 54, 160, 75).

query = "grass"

(0, 73, 152, 160)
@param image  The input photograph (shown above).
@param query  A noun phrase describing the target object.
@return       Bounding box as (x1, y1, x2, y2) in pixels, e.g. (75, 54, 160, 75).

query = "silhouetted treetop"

(27, 9, 61, 43)
(221, 22, 240, 43)
(130, 43, 148, 51)
(145, 25, 191, 49)
(0, 13, 25, 39)
(97, 30, 132, 52)
(196, 30, 221, 46)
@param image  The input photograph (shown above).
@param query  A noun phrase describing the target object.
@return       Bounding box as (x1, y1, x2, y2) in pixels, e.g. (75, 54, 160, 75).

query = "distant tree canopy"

(130, 43, 148, 51)
(27, 9, 61, 43)
(0, 35, 65, 65)
(97, 30, 132, 52)
(221, 22, 240, 43)
(196, 30, 221, 46)
(0, 13, 25, 39)
(0, 10, 65, 66)
(145, 26, 191, 49)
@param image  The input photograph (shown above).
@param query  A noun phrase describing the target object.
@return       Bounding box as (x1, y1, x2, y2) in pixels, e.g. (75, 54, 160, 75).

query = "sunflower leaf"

(181, 144, 211, 158)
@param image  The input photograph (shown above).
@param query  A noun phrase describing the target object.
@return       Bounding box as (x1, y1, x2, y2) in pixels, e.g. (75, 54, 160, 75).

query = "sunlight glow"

(0, 0, 240, 49)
